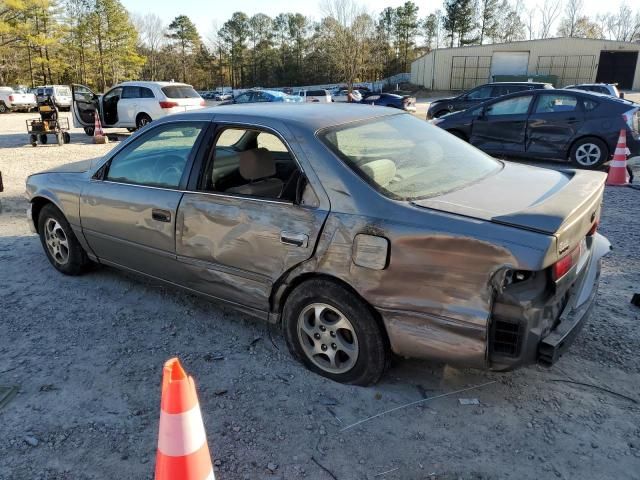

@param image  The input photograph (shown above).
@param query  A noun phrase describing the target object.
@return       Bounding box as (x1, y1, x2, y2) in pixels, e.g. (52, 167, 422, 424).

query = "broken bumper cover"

(538, 233, 611, 365)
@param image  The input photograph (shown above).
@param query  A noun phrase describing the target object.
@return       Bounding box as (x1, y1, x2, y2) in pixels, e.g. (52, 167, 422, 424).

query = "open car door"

(71, 84, 100, 134)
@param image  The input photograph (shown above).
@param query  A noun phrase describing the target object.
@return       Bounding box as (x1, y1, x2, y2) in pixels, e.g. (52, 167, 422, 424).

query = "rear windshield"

(56, 86, 71, 96)
(161, 85, 200, 99)
(319, 114, 501, 200)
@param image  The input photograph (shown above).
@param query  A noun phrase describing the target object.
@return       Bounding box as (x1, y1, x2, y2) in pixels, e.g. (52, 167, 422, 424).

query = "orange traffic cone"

(606, 129, 630, 186)
(93, 112, 108, 144)
(155, 358, 215, 480)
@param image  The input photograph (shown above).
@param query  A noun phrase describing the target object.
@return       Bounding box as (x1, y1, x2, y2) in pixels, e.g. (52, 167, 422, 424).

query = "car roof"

(163, 103, 402, 131)
(118, 81, 192, 87)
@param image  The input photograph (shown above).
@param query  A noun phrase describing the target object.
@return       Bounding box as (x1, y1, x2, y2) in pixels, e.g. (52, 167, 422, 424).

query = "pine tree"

(167, 15, 200, 83)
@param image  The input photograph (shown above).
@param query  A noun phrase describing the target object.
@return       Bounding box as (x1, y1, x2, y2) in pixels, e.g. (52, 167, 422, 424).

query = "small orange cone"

(155, 358, 215, 480)
(606, 129, 630, 186)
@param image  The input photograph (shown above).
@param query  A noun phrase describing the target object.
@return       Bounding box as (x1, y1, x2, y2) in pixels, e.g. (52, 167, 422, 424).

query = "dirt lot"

(1, 111, 640, 480)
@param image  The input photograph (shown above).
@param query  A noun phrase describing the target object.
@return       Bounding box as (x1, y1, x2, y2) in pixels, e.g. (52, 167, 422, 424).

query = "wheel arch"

(566, 134, 610, 160)
(30, 195, 61, 233)
(271, 272, 391, 349)
(446, 128, 468, 141)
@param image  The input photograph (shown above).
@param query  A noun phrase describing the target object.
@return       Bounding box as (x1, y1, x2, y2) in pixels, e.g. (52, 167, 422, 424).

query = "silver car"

(26, 104, 610, 385)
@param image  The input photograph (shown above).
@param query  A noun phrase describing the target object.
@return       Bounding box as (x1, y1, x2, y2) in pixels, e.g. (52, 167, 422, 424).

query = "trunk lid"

(11, 93, 36, 105)
(412, 162, 605, 258)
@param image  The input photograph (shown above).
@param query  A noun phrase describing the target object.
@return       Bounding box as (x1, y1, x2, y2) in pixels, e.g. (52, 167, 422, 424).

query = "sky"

(121, 0, 632, 40)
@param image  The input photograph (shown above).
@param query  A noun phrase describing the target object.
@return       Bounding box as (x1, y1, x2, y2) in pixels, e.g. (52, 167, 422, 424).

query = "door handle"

(280, 231, 308, 248)
(152, 209, 171, 223)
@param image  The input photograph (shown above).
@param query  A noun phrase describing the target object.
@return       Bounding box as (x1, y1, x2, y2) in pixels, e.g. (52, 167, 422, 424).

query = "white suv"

(72, 81, 205, 135)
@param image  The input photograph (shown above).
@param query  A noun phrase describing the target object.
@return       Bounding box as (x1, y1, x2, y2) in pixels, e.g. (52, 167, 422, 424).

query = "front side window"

(234, 92, 253, 104)
(105, 122, 205, 188)
(487, 95, 532, 116)
(122, 86, 139, 99)
(466, 86, 493, 100)
(320, 114, 500, 200)
(202, 127, 301, 201)
(534, 94, 578, 113)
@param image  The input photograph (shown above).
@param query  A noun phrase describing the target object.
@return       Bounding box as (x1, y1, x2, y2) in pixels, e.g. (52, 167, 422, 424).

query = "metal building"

(411, 37, 640, 91)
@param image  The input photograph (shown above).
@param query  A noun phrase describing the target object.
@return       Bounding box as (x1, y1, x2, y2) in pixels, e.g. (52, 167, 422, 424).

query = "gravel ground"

(1, 111, 640, 480)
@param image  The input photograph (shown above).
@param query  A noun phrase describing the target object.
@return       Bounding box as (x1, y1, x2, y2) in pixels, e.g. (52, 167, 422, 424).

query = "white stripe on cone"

(206, 471, 216, 480)
(158, 404, 207, 457)
(610, 160, 628, 167)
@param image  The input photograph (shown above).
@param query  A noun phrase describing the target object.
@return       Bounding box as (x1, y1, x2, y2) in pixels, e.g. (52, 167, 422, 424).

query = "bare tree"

(524, 7, 537, 39)
(600, 4, 640, 41)
(136, 13, 166, 80)
(320, 0, 374, 91)
(538, 0, 562, 38)
(560, 0, 583, 37)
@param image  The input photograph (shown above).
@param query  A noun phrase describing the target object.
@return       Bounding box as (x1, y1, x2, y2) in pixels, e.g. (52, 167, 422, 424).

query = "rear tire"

(0, 102, 7, 113)
(63, 132, 71, 144)
(570, 137, 608, 169)
(282, 279, 389, 386)
(30, 134, 37, 147)
(136, 113, 152, 129)
(37, 204, 89, 275)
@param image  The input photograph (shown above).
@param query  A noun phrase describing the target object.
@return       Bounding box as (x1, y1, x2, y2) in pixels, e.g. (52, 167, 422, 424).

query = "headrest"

(238, 148, 276, 181)
(360, 159, 396, 187)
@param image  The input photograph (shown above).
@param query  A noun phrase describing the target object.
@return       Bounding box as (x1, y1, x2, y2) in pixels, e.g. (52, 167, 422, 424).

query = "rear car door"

(470, 94, 533, 154)
(175, 122, 329, 314)
(119, 86, 139, 126)
(80, 121, 209, 280)
(526, 92, 583, 158)
(71, 84, 99, 128)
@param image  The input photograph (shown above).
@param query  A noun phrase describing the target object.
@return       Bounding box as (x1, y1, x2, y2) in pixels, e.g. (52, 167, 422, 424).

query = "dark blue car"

(222, 89, 303, 105)
(361, 92, 416, 112)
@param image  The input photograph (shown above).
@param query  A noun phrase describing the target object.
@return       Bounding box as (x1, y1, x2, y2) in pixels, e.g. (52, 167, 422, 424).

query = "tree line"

(1, 0, 639, 91)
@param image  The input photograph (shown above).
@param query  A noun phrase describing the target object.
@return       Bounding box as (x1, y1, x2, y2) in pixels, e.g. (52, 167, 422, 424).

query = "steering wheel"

(157, 155, 185, 186)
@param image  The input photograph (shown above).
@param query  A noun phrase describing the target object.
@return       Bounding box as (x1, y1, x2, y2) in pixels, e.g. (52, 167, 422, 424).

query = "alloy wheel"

(44, 218, 70, 265)
(297, 303, 359, 374)
(575, 143, 602, 167)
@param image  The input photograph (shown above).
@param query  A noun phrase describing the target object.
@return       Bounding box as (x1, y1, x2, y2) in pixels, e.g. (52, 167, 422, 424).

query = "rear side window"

(582, 99, 599, 111)
(140, 87, 155, 98)
(161, 85, 200, 99)
(535, 94, 578, 113)
(106, 122, 205, 188)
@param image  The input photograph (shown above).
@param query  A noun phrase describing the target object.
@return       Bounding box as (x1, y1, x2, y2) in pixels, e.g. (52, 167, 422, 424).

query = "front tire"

(283, 279, 388, 386)
(38, 204, 89, 275)
(0, 102, 7, 113)
(570, 137, 608, 169)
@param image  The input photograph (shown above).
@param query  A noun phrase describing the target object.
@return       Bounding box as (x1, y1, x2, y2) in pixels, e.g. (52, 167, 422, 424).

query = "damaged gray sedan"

(26, 104, 610, 385)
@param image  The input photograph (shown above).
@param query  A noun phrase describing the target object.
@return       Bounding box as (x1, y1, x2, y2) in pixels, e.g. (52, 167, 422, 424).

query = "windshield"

(320, 114, 501, 200)
(161, 85, 200, 98)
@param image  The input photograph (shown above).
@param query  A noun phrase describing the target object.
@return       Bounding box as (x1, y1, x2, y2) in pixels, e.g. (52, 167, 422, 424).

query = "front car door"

(470, 93, 534, 155)
(175, 120, 329, 316)
(526, 92, 583, 158)
(71, 84, 99, 128)
(119, 86, 139, 126)
(80, 121, 209, 280)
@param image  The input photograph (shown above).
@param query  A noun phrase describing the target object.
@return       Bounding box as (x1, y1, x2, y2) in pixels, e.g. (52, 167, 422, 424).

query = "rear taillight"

(159, 101, 178, 108)
(200, 99, 206, 106)
(8, 95, 14, 102)
(587, 220, 599, 236)
(623, 108, 639, 133)
(552, 243, 582, 280)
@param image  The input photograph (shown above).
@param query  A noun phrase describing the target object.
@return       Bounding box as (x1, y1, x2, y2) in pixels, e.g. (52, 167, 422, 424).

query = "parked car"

(35, 85, 72, 111)
(0, 86, 37, 113)
(220, 89, 303, 105)
(71, 81, 205, 135)
(214, 92, 233, 101)
(361, 92, 416, 112)
(426, 82, 554, 119)
(432, 89, 640, 168)
(295, 89, 332, 103)
(26, 104, 610, 385)
(564, 83, 624, 99)
(332, 89, 363, 102)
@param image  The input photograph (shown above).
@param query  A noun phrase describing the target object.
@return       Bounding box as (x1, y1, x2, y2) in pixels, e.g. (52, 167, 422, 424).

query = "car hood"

(412, 162, 606, 252)
(39, 157, 100, 174)
(430, 96, 456, 106)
